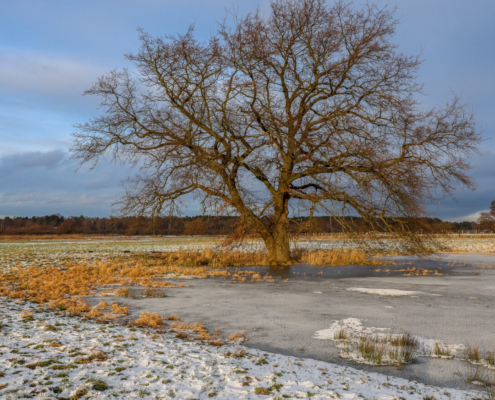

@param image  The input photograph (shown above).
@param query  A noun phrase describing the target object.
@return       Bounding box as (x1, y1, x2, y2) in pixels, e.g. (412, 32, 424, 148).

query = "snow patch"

(346, 287, 422, 296)
(314, 318, 465, 366)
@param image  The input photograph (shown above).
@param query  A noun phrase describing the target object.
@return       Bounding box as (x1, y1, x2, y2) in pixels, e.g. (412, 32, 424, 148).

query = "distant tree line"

(0, 213, 491, 236)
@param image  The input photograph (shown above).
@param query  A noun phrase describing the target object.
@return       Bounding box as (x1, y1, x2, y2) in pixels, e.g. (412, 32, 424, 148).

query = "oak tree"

(73, 0, 479, 264)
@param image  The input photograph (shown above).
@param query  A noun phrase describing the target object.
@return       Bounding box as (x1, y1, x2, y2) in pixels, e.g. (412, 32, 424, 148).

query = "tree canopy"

(73, 0, 479, 264)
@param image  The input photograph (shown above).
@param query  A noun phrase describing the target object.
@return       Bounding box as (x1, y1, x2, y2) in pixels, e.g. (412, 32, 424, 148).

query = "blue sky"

(0, 0, 494, 220)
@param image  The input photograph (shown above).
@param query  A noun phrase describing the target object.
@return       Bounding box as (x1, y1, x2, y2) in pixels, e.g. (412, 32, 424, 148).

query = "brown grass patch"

(296, 248, 382, 266)
(0, 260, 179, 314)
(228, 330, 248, 343)
(95, 301, 108, 309)
(20, 309, 34, 319)
(147, 249, 268, 268)
(111, 303, 130, 315)
(129, 311, 164, 329)
(85, 307, 102, 319)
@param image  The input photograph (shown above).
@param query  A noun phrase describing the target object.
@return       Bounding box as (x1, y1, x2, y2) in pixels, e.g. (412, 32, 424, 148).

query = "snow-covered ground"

(0, 299, 486, 400)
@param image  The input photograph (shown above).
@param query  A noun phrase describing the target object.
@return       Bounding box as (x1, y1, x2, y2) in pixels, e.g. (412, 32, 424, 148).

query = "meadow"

(0, 235, 494, 399)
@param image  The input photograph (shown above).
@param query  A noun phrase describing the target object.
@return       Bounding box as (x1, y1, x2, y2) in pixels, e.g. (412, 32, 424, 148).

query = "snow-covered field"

(0, 237, 494, 399)
(0, 299, 485, 400)
(1, 235, 494, 272)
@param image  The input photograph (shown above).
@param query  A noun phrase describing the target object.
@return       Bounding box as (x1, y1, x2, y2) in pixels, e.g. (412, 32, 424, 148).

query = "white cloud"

(451, 210, 488, 222)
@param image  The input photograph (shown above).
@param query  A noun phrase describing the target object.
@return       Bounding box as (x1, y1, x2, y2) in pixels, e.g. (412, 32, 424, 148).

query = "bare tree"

(73, 0, 479, 264)
(477, 200, 495, 231)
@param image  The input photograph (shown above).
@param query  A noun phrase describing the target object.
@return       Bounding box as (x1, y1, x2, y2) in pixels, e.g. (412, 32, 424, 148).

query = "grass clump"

(228, 330, 248, 343)
(111, 303, 130, 315)
(467, 344, 481, 363)
(44, 324, 58, 332)
(90, 379, 109, 391)
(129, 311, 164, 329)
(434, 342, 452, 357)
(486, 350, 495, 367)
(340, 332, 419, 366)
(254, 387, 271, 395)
(150, 248, 268, 268)
(334, 328, 347, 341)
(143, 288, 166, 298)
(297, 249, 380, 266)
(21, 309, 34, 321)
(358, 335, 385, 364)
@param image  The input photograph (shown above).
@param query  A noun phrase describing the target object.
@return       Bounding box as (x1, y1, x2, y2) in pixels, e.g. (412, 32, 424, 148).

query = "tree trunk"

(263, 222, 292, 265)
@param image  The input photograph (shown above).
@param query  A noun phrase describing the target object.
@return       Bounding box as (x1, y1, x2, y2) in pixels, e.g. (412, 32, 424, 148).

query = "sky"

(0, 0, 494, 220)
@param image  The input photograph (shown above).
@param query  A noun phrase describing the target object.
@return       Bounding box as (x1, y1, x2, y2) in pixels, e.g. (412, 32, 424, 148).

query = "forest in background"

(0, 214, 490, 237)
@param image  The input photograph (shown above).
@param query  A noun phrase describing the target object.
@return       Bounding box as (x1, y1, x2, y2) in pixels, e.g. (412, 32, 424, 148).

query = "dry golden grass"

(145, 247, 389, 268)
(147, 249, 268, 268)
(467, 344, 482, 363)
(297, 248, 382, 266)
(129, 311, 164, 329)
(102, 313, 117, 321)
(111, 303, 130, 315)
(0, 260, 183, 313)
(228, 330, 248, 342)
(85, 307, 102, 319)
(20, 309, 33, 319)
(95, 301, 108, 309)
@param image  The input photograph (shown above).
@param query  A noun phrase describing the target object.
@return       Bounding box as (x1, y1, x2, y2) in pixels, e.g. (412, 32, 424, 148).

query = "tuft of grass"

(149, 249, 268, 268)
(467, 344, 481, 363)
(466, 363, 490, 385)
(269, 383, 283, 392)
(176, 331, 189, 340)
(486, 383, 495, 400)
(296, 249, 382, 266)
(228, 330, 248, 343)
(95, 301, 108, 309)
(334, 328, 347, 341)
(85, 307, 102, 319)
(44, 324, 58, 332)
(115, 287, 139, 299)
(485, 350, 495, 367)
(90, 350, 108, 362)
(129, 311, 164, 329)
(358, 335, 385, 364)
(90, 379, 109, 391)
(388, 333, 418, 349)
(143, 288, 166, 298)
(343, 332, 419, 366)
(434, 342, 452, 357)
(21, 309, 34, 321)
(254, 387, 271, 395)
(111, 303, 130, 315)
